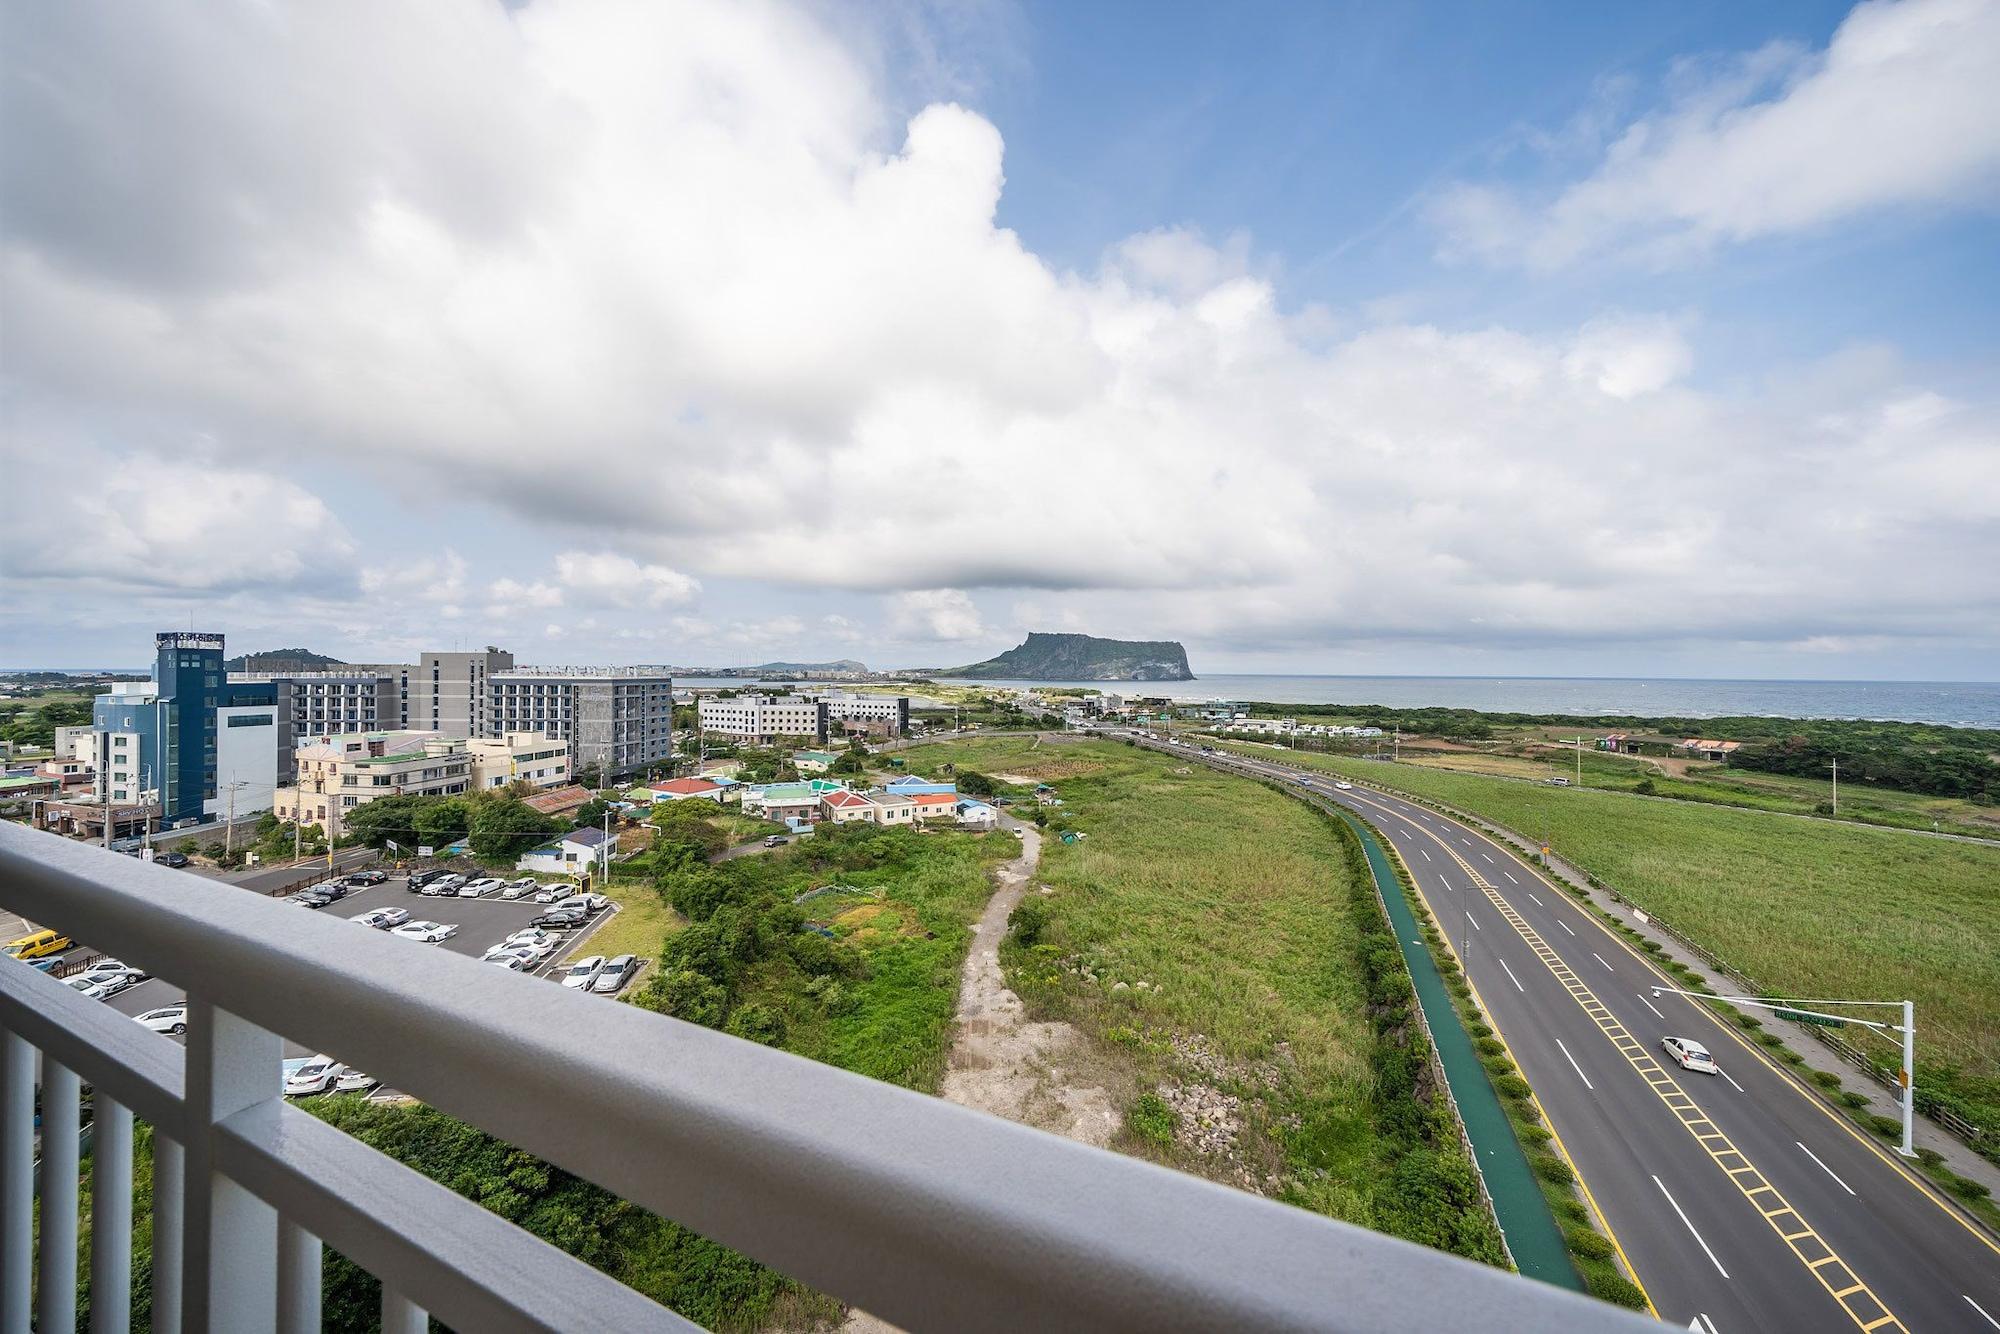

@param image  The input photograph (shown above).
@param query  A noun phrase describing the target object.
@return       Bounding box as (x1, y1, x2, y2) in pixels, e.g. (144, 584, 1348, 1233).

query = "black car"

(531, 909, 587, 929)
(407, 870, 446, 892)
(344, 869, 387, 886)
(156, 851, 190, 868)
(293, 890, 332, 909)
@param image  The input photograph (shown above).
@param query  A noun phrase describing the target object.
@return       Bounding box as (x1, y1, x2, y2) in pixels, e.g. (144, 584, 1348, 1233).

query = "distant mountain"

(753, 659, 868, 674)
(943, 633, 1194, 682)
(225, 648, 348, 672)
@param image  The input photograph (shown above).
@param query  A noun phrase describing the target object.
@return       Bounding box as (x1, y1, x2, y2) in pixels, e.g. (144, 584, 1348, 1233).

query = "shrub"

(1126, 1093, 1177, 1148)
(1781, 1049, 1806, 1064)
(1475, 1037, 1505, 1057)
(1734, 1013, 1762, 1029)
(1584, 1271, 1648, 1310)
(1866, 1115, 1903, 1139)
(1810, 1070, 1842, 1089)
(1467, 1022, 1492, 1039)
(724, 1001, 787, 1047)
(1532, 1155, 1576, 1184)
(1947, 1175, 1991, 1201)
(1757, 1032, 1786, 1048)
(1915, 1147, 1946, 1169)
(1555, 1198, 1589, 1224)
(1518, 1125, 1552, 1146)
(1564, 1227, 1614, 1260)
(1838, 1091, 1870, 1109)
(1495, 1074, 1533, 1100)
(1009, 899, 1050, 948)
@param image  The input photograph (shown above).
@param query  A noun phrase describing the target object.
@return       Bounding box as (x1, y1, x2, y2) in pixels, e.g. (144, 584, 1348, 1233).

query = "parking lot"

(40, 871, 631, 1078)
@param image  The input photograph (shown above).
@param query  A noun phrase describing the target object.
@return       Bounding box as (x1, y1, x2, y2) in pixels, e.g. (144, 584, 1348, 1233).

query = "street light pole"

(1560, 737, 1585, 786)
(1649, 986, 1916, 1156)
(1829, 757, 1839, 814)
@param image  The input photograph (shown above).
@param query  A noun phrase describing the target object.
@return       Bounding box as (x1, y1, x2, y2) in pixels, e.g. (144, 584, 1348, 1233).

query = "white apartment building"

(697, 695, 830, 744)
(488, 669, 674, 776)
(468, 732, 572, 791)
(817, 694, 909, 737)
(208, 702, 280, 819)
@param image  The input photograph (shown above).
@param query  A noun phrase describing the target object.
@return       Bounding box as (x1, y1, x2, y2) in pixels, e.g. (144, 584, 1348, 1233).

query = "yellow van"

(3, 929, 72, 961)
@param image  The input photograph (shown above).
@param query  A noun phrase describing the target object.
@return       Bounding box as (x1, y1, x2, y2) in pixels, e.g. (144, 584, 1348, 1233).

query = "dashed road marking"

(1720, 1069, 1747, 1094)
(1503, 870, 1519, 884)
(1556, 1038, 1595, 1089)
(1654, 1175, 1729, 1278)
(1965, 1295, 2000, 1330)
(1637, 992, 1667, 1019)
(1798, 1142, 1856, 1197)
(1497, 957, 1526, 992)
(1526, 890, 1543, 906)
(1420, 848, 1432, 862)
(1466, 911, 1481, 931)
(1558, 920, 1576, 936)
(1593, 951, 1615, 972)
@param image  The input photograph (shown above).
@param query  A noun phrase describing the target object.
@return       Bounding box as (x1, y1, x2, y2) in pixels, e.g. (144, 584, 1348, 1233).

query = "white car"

(134, 1004, 188, 1034)
(333, 1069, 378, 1093)
(532, 883, 578, 904)
(497, 878, 538, 900)
(561, 955, 607, 989)
(390, 921, 458, 944)
(590, 955, 636, 994)
(285, 1055, 347, 1096)
(1662, 1036, 1720, 1075)
(457, 878, 503, 898)
(1334, 781, 1353, 790)
(484, 953, 530, 971)
(63, 976, 118, 1000)
(503, 928, 557, 949)
(355, 907, 410, 930)
(74, 963, 145, 995)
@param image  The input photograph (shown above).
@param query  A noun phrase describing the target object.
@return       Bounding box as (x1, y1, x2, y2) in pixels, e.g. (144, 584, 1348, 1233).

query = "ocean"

(928, 675, 2000, 728)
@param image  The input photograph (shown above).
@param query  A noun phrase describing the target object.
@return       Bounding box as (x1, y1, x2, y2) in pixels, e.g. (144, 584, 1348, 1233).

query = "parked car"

(156, 851, 190, 868)
(562, 955, 607, 990)
(763, 834, 787, 847)
(134, 1004, 188, 1035)
(590, 955, 637, 994)
(407, 869, 448, 893)
(457, 878, 503, 898)
(64, 976, 118, 1000)
(333, 1069, 379, 1094)
(418, 875, 463, 897)
(390, 921, 458, 944)
(76, 960, 147, 991)
(551, 893, 608, 917)
(344, 869, 388, 887)
(292, 889, 333, 909)
(355, 907, 410, 930)
(285, 1055, 347, 1096)
(484, 953, 530, 971)
(502, 927, 557, 949)
(532, 909, 586, 930)
(1661, 1036, 1719, 1075)
(4, 929, 72, 960)
(497, 878, 538, 900)
(532, 882, 578, 904)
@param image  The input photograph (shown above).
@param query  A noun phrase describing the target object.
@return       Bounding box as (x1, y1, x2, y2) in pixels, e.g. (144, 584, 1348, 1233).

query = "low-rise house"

(646, 777, 727, 804)
(907, 791, 958, 821)
(793, 750, 840, 775)
(1679, 738, 1741, 762)
(516, 825, 613, 875)
(867, 790, 918, 826)
(820, 788, 876, 824)
(955, 798, 998, 829)
(1596, 734, 1630, 752)
(747, 781, 825, 824)
(884, 777, 955, 797)
(523, 784, 594, 820)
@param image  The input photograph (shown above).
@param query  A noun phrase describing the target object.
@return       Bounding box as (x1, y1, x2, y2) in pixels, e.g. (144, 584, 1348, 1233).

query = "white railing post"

(277, 1217, 323, 1333)
(182, 1001, 280, 1330)
(38, 1058, 81, 1334)
(150, 1135, 183, 1334)
(0, 1027, 33, 1334)
(382, 1285, 428, 1334)
(90, 1096, 134, 1333)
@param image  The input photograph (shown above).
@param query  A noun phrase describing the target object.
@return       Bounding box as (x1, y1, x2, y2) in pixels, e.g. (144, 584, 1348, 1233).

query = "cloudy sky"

(3, 0, 1997, 678)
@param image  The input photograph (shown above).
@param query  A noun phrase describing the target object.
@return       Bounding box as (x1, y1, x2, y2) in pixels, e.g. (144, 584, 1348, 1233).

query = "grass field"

(903, 736, 1506, 1259)
(1216, 743, 2000, 1130)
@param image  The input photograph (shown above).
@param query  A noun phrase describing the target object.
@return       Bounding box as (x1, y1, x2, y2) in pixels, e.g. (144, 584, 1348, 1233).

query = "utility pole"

(1829, 757, 1839, 814)
(223, 780, 247, 857)
(1560, 737, 1585, 786)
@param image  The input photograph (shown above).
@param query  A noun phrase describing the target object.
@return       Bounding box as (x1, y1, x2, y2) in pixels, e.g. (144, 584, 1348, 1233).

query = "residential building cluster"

(694, 691, 911, 743)
(629, 771, 995, 831)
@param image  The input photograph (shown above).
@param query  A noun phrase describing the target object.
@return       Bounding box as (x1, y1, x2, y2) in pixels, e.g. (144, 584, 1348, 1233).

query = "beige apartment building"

(277, 731, 473, 836)
(468, 732, 572, 792)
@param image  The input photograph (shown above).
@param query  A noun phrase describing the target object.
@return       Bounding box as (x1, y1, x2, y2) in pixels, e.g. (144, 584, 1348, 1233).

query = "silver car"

(590, 955, 636, 994)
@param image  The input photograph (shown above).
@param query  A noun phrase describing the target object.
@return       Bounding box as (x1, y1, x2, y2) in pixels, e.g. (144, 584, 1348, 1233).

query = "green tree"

(956, 770, 997, 797)
(468, 798, 561, 861)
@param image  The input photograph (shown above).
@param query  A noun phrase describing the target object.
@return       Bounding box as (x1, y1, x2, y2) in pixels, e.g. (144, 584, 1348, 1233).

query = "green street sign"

(1774, 1008, 1846, 1028)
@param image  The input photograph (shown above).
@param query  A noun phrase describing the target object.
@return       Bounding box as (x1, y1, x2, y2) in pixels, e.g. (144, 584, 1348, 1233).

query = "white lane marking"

(1592, 951, 1614, 972)
(1691, 1315, 1720, 1334)
(1466, 911, 1481, 931)
(1558, 920, 1575, 936)
(1637, 991, 1667, 1019)
(1526, 891, 1544, 907)
(1653, 1175, 1730, 1278)
(1481, 852, 1495, 864)
(1503, 870, 1519, 884)
(1719, 1068, 1746, 1093)
(1966, 1295, 2000, 1330)
(1497, 957, 1526, 992)
(1461, 838, 1473, 848)
(1796, 1141, 1856, 1196)
(1555, 1038, 1595, 1090)
(1420, 848, 1432, 862)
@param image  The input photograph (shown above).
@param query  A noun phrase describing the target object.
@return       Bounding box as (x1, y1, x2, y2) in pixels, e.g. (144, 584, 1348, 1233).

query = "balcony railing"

(0, 822, 1646, 1332)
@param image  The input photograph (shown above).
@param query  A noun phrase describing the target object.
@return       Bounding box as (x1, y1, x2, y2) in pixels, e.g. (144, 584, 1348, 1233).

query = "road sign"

(386, 839, 400, 853)
(417, 845, 434, 858)
(1774, 1008, 1846, 1028)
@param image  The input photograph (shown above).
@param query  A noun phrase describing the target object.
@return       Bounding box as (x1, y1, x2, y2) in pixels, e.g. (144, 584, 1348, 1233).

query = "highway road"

(1138, 734, 2000, 1334)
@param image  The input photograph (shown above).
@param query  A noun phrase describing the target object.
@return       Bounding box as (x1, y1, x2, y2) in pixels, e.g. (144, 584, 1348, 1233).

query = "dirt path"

(838, 815, 1120, 1334)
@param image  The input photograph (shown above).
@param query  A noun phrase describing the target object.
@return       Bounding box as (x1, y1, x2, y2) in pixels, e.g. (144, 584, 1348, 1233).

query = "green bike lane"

(1338, 810, 1580, 1292)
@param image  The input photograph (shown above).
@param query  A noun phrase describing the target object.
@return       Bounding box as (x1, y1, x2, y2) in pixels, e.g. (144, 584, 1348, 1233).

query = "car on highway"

(133, 1004, 189, 1035)
(591, 955, 637, 994)
(562, 955, 607, 989)
(285, 1055, 347, 1096)
(457, 877, 504, 898)
(354, 907, 410, 930)
(343, 869, 388, 887)
(4, 929, 73, 960)
(333, 1069, 378, 1094)
(1661, 1036, 1719, 1075)
(390, 921, 458, 944)
(156, 851, 191, 868)
(497, 877, 538, 900)
(1334, 781, 1353, 790)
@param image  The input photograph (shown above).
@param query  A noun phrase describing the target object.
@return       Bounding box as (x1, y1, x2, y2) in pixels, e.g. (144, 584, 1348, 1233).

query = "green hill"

(943, 632, 1193, 681)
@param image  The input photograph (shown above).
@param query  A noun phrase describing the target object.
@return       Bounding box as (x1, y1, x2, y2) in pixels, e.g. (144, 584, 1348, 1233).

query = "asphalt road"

(92, 873, 626, 1071)
(1150, 735, 2000, 1334)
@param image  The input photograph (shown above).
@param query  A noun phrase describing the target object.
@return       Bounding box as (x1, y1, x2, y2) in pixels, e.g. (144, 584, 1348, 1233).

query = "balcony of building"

(0, 822, 1644, 1332)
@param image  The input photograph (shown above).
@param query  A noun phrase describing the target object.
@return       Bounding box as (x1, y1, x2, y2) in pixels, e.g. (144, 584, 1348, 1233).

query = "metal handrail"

(1, 821, 1649, 1331)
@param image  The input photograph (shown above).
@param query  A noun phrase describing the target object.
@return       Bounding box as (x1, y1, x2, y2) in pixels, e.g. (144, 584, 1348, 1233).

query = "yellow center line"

(1346, 789, 1906, 1334)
